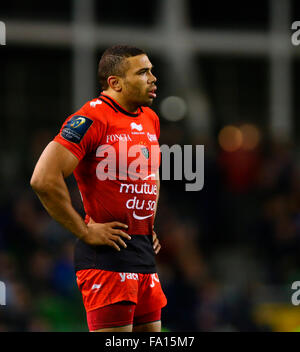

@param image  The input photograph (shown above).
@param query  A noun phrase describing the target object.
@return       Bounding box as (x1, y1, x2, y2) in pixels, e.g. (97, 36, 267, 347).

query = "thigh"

(93, 325, 133, 332)
(87, 301, 135, 332)
(133, 309, 162, 332)
(133, 321, 161, 332)
(135, 273, 167, 318)
(76, 269, 139, 312)
(76, 269, 139, 331)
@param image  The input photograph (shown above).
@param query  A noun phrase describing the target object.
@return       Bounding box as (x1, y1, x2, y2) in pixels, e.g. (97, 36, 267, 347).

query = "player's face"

(121, 54, 157, 107)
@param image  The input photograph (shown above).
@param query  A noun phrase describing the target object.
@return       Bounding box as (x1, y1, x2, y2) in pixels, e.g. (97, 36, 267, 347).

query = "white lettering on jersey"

(90, 99, 102, 108)
(147, 132, 157, 142)
(150, 274, 160, 288)
(106, 134, 132, 143)
(132, 211, 153, 220)
(119, 183, 157, 221)
(91, 284, 102, 290)
(119, 273, 139, 282)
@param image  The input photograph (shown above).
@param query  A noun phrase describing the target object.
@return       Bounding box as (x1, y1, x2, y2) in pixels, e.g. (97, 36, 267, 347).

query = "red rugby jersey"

(54, 93, 160, 237)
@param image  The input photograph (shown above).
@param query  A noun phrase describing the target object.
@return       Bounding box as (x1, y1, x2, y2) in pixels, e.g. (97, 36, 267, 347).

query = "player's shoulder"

(75, 97, 110, 123)
(142, 106, 160, 122)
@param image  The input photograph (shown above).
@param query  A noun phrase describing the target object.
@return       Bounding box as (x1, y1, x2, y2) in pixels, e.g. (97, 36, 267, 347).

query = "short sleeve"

(53, 114, 104, 161)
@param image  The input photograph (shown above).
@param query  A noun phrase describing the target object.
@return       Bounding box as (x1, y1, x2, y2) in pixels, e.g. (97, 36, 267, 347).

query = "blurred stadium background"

(1, 0, 300, 332)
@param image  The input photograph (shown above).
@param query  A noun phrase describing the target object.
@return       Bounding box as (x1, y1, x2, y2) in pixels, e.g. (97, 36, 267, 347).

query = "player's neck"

(102, 90, 139, 113)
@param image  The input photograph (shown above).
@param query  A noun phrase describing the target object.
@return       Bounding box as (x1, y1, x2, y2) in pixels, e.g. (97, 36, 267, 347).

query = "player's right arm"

(30, 141, 130, 251)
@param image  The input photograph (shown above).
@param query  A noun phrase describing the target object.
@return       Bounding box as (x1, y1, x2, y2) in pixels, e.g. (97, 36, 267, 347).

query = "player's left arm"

(152, 170, 161, 254)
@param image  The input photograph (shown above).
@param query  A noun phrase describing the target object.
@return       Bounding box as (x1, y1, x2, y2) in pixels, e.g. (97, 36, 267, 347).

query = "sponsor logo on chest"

(106, 133, 132, 143)
(131, 122, 144, 135)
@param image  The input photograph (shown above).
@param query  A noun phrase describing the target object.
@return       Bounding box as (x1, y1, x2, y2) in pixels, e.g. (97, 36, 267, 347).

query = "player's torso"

(74, 97, 160, 236)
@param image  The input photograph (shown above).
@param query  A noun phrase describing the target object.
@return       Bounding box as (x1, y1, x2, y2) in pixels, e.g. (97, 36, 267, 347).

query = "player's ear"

(107, 76, 122, 92)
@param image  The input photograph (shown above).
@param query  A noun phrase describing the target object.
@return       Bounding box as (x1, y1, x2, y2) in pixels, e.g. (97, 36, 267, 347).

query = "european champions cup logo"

(0, 21, 6, 45)
(0, 281, 6, 306)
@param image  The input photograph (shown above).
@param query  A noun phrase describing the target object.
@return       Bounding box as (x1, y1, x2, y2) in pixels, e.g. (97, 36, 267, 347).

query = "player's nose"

(149, 72, 157, 84)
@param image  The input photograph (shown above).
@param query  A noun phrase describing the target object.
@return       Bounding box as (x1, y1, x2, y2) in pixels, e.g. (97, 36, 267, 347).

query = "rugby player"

(30, 45, 167, 332)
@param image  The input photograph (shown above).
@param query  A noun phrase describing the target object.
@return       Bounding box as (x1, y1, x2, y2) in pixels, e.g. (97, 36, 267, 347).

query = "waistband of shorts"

(74, 234, 156, 274)
(74, 262, 157, 274)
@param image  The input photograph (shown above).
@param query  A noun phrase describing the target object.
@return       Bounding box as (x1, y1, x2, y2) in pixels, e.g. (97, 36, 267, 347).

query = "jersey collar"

(99, 93, 143, 117)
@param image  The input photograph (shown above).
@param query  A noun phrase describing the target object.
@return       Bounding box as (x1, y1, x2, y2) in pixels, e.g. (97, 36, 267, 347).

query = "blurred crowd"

(0, 122, 299, 332)
(157, 126, 300, 331)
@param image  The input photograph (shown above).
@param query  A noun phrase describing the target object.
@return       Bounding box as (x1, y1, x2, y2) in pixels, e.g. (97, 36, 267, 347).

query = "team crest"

(141, 147, 149, 159)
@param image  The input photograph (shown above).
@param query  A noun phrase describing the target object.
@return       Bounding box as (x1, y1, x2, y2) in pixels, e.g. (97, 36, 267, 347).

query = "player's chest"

(103, 119, 158, 148)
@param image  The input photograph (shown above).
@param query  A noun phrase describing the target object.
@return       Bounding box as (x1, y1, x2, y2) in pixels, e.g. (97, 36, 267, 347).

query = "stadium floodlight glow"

(160, 96, 187, 122)
(218, 123, 261, 152)
(218, 125, 243, 152)
(240, 124, 261, 151)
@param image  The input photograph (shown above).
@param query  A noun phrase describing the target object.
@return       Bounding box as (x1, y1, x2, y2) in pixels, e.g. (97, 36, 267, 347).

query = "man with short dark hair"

(98, 46, 146, 90)
(30, 45, 167, 332)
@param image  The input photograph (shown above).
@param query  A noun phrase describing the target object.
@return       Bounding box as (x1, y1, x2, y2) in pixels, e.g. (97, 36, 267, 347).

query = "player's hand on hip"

(84, 218, 131, 250)
(152, 230, 161, 254)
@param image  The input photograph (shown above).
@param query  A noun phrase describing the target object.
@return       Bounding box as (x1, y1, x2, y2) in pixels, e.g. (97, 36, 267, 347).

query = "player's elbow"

(30, 174, 44, 193)
(30, 173, 53, 195)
